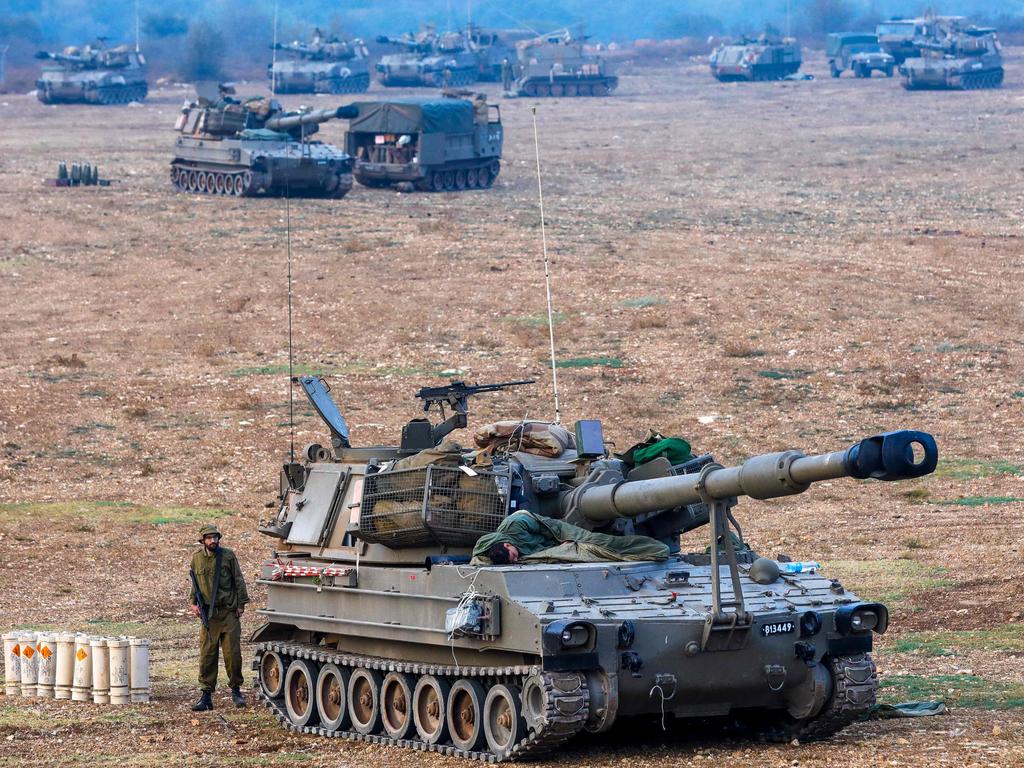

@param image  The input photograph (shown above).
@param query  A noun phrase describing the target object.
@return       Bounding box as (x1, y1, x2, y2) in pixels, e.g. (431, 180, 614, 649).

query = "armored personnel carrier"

(876, 16, 963, 64)
(35, 40, 147, 104)
(270, 31, 371, 94)
(827, 33, 895, 78)
(344, 95, 502, 191)
(251, 376, 938, 760)
(901, 26, 1003, 90)
(512, 30, 617, 97)
(170, 86, 353, 197)
(376, 29, 479, 87)
(709, 34, 802, 81)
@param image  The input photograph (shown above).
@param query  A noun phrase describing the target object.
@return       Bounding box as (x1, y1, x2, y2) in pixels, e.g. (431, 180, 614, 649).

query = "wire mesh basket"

(359, 464, 511, 547)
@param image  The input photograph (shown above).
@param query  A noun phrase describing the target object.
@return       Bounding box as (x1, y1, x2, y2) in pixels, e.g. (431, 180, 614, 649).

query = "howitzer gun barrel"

(578, 430, 938, 523)
(264, 107, 345, 131)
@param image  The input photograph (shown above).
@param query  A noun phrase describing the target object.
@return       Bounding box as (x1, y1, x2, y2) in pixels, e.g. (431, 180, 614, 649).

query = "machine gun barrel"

(577, 430, 938, 523)
(37, 51, 89, 64)
(264, 106, 345, 131)
(416, 379, 536, 410)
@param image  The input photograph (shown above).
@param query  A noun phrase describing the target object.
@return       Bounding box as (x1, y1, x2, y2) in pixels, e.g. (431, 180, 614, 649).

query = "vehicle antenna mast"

(286, 187, 295, 462)
(271, 0, 279, 96)
(531, 106, 561, 425)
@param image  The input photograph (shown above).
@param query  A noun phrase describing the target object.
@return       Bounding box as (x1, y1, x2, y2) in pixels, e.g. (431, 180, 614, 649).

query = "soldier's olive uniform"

(190, 544, 249, 692)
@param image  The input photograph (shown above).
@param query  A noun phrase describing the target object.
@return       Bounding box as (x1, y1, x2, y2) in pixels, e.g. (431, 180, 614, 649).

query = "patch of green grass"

(620, 296, 666, 308)
(0, 704, 57, 729)
(932, 496, 1023, 507)
(880, 673, 1024, 710)
(904, 487, 931, 501)
(78, 388, 109, 399)
(890, 624, 1024, 657)
(825, 559, 954, 604)
(512, 311, 567, 327)
(556, 356, 624, 369)
(756, 369, 812, 380)
(1013, 391, 1024, 399)
(0, 501, 232, 526)
(229, 362, 326, 378)
(933, 457, 1024, 480)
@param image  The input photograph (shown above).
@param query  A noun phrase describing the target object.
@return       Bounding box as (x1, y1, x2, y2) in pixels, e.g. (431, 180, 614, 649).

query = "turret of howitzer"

(376, 34, 433, 52)
(563, 429, 937, 529)
(36, 50, 95, 66)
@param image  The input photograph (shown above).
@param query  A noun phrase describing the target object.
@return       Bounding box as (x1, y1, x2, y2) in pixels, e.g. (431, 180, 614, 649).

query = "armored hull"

(171, 135, 353, 197)
(37, 70, 148, 104)
(901, 54, 1003, 90)
(515, 71, 617, 97)
(377, 51, 478, 87)
(249, 377, 937, 760)
(710, 40, 802, 81)
(513, 33, 617, 97)
(270, 60, 370, 94)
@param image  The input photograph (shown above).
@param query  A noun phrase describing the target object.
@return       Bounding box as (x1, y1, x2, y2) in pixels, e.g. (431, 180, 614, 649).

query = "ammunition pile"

(2, 630, 150, 705)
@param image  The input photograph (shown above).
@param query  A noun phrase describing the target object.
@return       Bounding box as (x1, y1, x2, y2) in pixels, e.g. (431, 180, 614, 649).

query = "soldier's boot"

(191, 691, 213, 711)
(231, 688, 246, 708)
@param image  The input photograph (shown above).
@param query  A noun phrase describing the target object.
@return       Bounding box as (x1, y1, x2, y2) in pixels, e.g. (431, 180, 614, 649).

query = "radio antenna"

(134, 0, 140, 53)
(271, 0, 279, 96)
(530, 106, 561, 425)
(286, 187, 295, 461)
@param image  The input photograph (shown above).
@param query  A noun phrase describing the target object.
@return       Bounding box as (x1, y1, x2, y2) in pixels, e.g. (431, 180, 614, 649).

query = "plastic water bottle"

(779, 561, 821, 574)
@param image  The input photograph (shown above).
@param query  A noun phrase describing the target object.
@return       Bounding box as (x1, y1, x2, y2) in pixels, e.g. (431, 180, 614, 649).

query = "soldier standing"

(501, 56, 513, 91)
(189, 524, 249, 711)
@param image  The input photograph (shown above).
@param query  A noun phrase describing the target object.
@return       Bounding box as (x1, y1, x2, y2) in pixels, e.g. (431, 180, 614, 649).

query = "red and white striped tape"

(268, 563, 353, 581)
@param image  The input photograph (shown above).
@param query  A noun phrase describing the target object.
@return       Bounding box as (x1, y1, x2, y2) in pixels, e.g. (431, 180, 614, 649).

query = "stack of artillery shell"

(1, 629, 152, 705)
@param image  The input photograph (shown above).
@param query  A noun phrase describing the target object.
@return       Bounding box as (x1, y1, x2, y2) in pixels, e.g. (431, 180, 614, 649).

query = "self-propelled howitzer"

(252, 377, 938, 760)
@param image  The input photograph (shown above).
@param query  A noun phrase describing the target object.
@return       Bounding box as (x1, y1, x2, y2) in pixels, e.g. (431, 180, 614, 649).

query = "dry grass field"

(1, 48, 1023, 766)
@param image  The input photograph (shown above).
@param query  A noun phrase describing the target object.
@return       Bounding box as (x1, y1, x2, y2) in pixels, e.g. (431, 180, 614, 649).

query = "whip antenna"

(530, 106, 561, 425)
(286, 188, 295, 461)
(271, 0, 279, 96)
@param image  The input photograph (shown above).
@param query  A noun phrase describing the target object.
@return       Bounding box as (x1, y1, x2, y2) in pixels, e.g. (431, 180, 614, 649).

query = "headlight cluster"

(835, 603, 889, 635)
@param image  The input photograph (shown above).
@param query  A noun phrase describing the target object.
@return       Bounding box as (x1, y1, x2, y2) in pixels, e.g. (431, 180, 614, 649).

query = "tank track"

(408, 160, 500, 192)
(766, 653, 878, 743)
(93, 84, 148, 105)
(170, 165, 352, 198)
(519, 78, 616, 97)
(254, 641, 589, 762)
(318, 74, 371, 94)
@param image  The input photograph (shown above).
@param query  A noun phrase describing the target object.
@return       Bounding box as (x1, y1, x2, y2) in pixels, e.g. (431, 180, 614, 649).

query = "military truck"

(709, 34, 802, 81)
(170, 86, 353, 197)
(466, 26, 533, 81)
(343, 95, 502, 191)
(900, 26, 1004, 90)
(376, 28, 479, 87)
(250, 376, 938, 759)
(512, 30, 617, 97)
(876, 16, 963, 64)
(35, 40, 147, 104)
(827, 33, 895, 78)
(270, 30, 370, 94)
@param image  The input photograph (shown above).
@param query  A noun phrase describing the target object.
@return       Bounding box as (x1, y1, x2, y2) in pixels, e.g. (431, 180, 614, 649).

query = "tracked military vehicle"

(512, 30, 617, 97)
(344, 95, 502, 191)
(35, 40, 147, 104)
(170, 87, 353, 197)
(709, 34, 802, 81)
(376, 29, 479, 87)
(900, 26, 1003, 90)
(251, 376, 938, 760)
(270, 32, 371, 94)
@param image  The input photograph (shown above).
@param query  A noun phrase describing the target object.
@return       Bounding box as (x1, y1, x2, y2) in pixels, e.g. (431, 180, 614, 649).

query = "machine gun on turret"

(411, 379, 535, 447)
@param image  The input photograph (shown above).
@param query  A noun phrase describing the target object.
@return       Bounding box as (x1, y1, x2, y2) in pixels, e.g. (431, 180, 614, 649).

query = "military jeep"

(827, 33, 895, 78)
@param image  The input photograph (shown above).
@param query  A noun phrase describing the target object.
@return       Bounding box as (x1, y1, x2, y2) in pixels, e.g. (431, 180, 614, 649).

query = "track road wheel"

(447, 678, 487, 751)
(381, 672, 415, 739)
(413, 675, 450, 744)
(484, 683, 527, 759)
(466, 167, 479, 188)
(348, 668, 383, 734)
(284, 658, 319, 728)
(259, 650, 286, 698)
(431, 172, 445, 192)
(454, 169, 466, 190)
(316, 663, 350, 730)
(443, 170, 455, 190)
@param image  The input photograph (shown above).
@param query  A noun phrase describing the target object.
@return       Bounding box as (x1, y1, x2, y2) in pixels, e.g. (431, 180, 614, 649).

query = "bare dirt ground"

(1, 49, 1023, 766)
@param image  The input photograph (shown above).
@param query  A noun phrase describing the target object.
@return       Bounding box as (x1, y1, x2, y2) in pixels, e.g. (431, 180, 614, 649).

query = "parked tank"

(375, 29, 479, 87)
(466, 25, 533, 81)
(710, 34, 802, 81)
(343, 95, 502, 191)
(270, 30, 370, 94)
(170, 86, 353, 197)
(513, 30, 617, 96)
(900, 26, 1003, 90)
(35, 40, 147, 104)
(826, 33, 894, 78)
(251, 376, 939, 760)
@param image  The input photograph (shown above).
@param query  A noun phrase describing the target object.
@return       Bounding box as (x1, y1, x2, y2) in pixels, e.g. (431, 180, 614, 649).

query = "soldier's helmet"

(198, 524, 223, 542)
